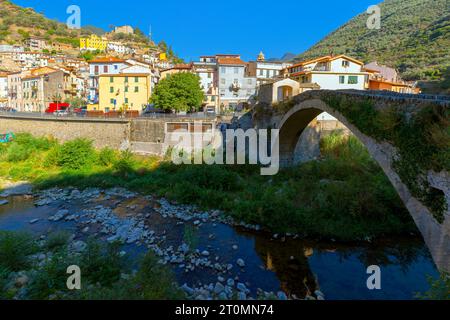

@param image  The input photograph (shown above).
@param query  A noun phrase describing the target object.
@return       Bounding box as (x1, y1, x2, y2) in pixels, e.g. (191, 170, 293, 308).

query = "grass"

(0, 231, 183, 300)
(0, 132, 418, 241)
(0, 231, 38, 271)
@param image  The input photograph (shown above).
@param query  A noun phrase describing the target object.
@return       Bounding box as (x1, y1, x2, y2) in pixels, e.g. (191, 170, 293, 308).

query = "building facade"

(7, 71, 23, 111)
(98, 73, 151, 113)
(80, 35, 108, 51)
(193, 56, 219, 111)
(247, 52, 292, 87)
(21, 67, 66, 112)
(0, 72, 8, 108)
(217, 55, 256, 110)
(88, 57, 130, 103)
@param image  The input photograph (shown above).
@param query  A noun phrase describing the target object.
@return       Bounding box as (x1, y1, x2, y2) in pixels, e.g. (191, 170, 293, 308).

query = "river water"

(0, 193, 439, 300)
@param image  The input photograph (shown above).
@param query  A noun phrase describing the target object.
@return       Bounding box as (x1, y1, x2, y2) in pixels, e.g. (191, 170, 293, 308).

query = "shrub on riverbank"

(0, 231, 38, 271)
(0, 133, 417, 241)
(0, 231, 183, 300)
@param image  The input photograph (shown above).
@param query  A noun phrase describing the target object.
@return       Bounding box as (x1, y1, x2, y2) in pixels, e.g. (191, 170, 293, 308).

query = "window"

(125, 98, 129, 104)
(110, 98, 115, 104)
(234, 67, 239, 74)
(221, 67, 226, 74)
(94, 66, 99, 74)
(110, 77, 114, 83)
(114, 65, 118, 70)
(135, 77, 139, 83)
(247, 79, 252, 85)
(339, 76, 345, 84)
(221, 78, 225, 85)
(104, 66, 108, 73)
(211, 96, 216, 102)
(134, 86, 139, 93)
(110, 87, 114, 93)
(342, 60, 350, 68)
(259, 69, 264, 76)
(207, 73, 211, 79)
(125, 86, 128, 93)
(348, 76, 358, 84)
(125, 76, 129, 83)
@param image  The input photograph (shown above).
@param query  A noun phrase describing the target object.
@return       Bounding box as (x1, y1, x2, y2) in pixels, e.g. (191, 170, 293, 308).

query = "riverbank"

(0, 132, 416, 241)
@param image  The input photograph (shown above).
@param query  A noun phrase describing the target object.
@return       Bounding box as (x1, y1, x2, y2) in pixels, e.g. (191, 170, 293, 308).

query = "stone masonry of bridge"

(254, 90, 450, 272)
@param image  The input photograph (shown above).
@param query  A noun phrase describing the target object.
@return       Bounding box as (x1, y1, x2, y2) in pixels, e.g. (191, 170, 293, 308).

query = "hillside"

(294, 0, 450, 81)
(0, 0, 155, 55)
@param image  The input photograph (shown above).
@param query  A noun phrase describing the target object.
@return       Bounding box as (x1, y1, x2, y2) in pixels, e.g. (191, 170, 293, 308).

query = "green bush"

(98, 148, 117, 167)
(56, 139, 97, 170)
(45, 231, 71, 251)
(27, 249, 76, 300)
(0, 231, 37, 271)
(112, 151, 136, 177)
(416, 273, 450, 300)
(79, 239, 125, 286)
(0, 266, 9, 299)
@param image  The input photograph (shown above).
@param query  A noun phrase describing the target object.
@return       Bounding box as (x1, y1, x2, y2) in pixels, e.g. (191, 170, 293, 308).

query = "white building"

(88, 57, 130, 103)
(107, 42, 135, 55)
(193, 56, 219, 111)
(248, 52, 292, 86)
(0, 44, 25, 52)
(284, 55, 369, 119)
(216, 54, 257, 110)
(0, 72, 8, 108)
(7, 71, 23, 111)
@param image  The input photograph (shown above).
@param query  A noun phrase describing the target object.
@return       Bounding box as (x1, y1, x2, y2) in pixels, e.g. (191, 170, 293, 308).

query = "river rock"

(238, 292, 247, 300)
(181, 283, 195, 296)
(236, 259, 246, 268)
(277, 291, 288, 300)
(29, 219, 40, 224)
(227, 279, 235, 287)
(237, 283, 247, 292)
(201, 250, 210, 257)
(48, 209, 69, 222)
(214, 282, 225, 294)
(15, 274, 29, 288)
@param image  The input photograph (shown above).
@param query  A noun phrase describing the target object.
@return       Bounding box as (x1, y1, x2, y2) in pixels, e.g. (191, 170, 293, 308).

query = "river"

(0, 189, 439, 300)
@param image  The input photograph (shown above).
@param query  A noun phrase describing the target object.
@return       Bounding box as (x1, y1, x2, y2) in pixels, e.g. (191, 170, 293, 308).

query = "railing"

(338, 89, 450, 103)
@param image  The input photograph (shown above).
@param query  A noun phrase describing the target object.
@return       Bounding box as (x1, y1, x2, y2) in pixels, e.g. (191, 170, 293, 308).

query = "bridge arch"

(275, 98, 450, 272)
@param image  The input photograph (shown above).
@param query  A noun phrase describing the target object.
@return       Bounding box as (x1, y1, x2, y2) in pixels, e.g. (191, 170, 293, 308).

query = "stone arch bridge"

(253, 90, 450, 272)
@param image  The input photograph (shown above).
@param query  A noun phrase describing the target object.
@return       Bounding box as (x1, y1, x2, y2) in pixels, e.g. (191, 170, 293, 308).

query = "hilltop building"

(114, 25, 134, 35)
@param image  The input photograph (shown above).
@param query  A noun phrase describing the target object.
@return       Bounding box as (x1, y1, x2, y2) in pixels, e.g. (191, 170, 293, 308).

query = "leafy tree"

(151, 73, 204, 112)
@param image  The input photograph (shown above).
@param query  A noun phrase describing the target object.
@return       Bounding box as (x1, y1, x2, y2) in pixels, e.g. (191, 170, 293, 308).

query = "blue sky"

(12, 0, 378, 62)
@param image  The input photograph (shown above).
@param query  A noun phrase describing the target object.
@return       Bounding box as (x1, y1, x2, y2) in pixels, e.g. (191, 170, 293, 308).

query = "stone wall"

(0, 115, 130, 149)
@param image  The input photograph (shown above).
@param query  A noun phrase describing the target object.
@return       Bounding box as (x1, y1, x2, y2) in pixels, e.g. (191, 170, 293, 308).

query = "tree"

(151, 73, 204, 113)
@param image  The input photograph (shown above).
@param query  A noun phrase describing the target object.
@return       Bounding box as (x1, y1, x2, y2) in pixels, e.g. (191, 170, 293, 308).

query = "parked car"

(54, 109, 69, 116)
(205, 106, 216, 116)
(74, 107, 87, 116)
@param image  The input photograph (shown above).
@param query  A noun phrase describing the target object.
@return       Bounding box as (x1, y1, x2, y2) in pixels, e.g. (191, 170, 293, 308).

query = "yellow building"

(80, 34, 107, 51)
(98, 73, 152, 113)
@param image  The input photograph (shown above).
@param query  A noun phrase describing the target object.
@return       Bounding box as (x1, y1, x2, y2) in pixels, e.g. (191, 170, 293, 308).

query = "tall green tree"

(151, 73, 204, 112)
